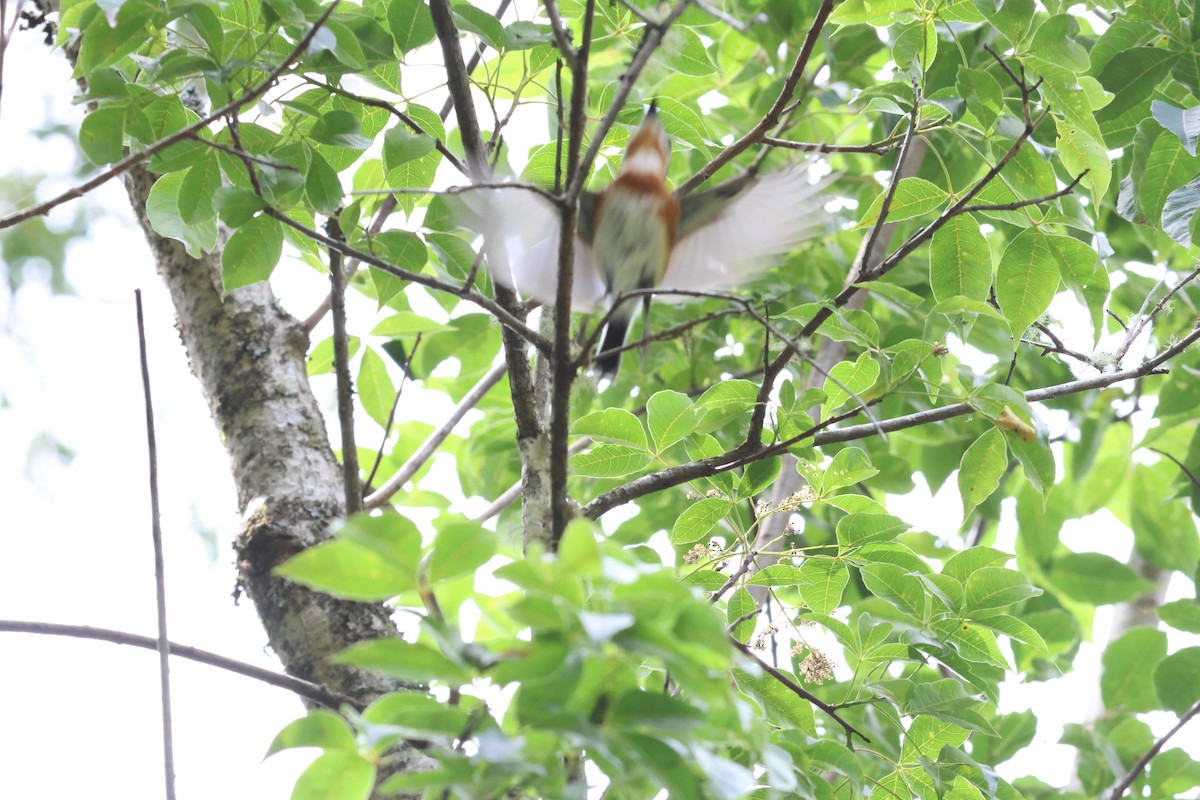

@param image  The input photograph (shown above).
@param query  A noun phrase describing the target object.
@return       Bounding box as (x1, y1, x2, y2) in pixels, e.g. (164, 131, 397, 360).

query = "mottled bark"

(121, 166, 435, 780)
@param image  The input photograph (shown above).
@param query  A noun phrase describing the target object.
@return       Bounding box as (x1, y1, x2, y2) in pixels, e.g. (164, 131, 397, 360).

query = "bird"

(475, 103, 835, 375)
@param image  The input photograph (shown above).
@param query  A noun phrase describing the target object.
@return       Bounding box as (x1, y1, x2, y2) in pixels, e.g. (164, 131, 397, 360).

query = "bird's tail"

(596, 302, 636, 376)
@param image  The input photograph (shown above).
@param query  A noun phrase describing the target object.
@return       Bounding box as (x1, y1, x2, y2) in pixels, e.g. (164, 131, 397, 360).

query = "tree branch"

(1108, 699, 1200, 799)
(364, 360, 509, 510)
(731, 639, 871, 745)
(327, 218, 362, 516)
(0, 620, 345, 708)
(677, 0, 834, 195)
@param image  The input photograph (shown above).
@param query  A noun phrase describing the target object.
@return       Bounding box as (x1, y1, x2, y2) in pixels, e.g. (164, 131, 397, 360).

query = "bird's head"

(618, 102, 670, 182)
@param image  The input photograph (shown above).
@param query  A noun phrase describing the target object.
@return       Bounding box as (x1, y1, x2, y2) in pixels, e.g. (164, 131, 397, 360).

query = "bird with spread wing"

(473, 104, 835, 375)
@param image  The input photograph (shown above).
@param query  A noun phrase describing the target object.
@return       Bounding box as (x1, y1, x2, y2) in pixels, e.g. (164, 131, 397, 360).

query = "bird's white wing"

(660, 166, 834, 299)
(462, 186, 606, 311)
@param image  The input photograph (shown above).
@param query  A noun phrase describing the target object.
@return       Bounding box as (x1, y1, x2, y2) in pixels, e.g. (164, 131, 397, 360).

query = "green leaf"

(221, 214, 283, 293)
(276, 513, 420, 600)
(670, 498, 732, 545)
(821, 447, 879, 493)
(957, 428, 1007, 521)
(654, 97, 711, 155)
(857, 177, 948, 228)
(836, 513, 909, 549)
(861, 563, 926, 619)
(382, 125, 437, 166)
(727, 587, 756, 643)
(963, 567, 1041, 611)
(452, 2, 504, 50)
(305, 147, 344, 214)
(663, 26, 716, 76)
(942, 546, 1012, 582)
(1095, 47, 1179, 122)
(292, 751, 375, 800)
(1102, 627, 1168, 712)
(79, 104, 126, 164)
(736, 458, 778, 500)
(1158, 599, 1200, 632)
(732, 667, 817, 734)
(214, 186, 266, 227)
(145, 172, 217, 257)
(1154, 646, 1200, 714)
(310, 109, 373, 150)
(646, 390, 698, 454)
(502, 21, 553, 50)
(1152, 99, 1200, 156)
(571, 443, 651, 478)
(333, 638, 472, 684)
(822, 352, 879, 413)
(798, 559, 848, 615)
(266, 709, 356, 756)
(357, 347, 396, 428)
(388, 0, 435, 52)
(930, 214, 991, 304)
(972, 613, 1047, 653)
(429, 521, 496, 583)
(1049, 552, 1156, 604)
(1162, 174, 1200, 245)
(995, 227, 1059, 339)
(746, 564, 806, 587)
(571, 408, 647, 448)
(178, 150, 221, 224)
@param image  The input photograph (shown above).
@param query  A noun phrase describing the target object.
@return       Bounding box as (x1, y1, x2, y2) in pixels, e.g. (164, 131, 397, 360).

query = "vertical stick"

(135, 289, 176, 800)
(327, 218, 362, 515)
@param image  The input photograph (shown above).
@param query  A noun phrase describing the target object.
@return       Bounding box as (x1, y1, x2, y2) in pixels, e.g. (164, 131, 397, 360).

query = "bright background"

(2, 16, 1198, 800)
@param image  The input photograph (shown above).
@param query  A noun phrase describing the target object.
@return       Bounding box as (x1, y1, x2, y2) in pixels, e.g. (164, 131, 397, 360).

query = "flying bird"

(477, 104, 834, 375)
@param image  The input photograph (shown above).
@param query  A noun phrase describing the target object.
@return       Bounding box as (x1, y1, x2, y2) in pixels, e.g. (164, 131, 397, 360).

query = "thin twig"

(1149, 447, 1200, 491)
(327, 218, 362, 515)
(1108, 699, 1200, 799)
(265, 207, 547, 350)
(731, 639, 871, 745)
(542, 0, 577, 64)
(364, 334, 422, 493)
(0, 620, 344, 708)
(677, 0, 834, 195)
(565, 0, 694, 200)
(692, 0, 757, 32)
(858, 78, 921, 277)
(583, 324, 1200, 518)
(0, 0, 343, 230)
(135, 290, 176, 800)
(710, 550, 759, 604)
(365, 360, 509, 509)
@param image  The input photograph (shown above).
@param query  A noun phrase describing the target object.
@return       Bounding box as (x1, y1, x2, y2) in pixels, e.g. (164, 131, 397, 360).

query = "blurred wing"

(462, 186, 605, 311)
(660, 166, 834, 298)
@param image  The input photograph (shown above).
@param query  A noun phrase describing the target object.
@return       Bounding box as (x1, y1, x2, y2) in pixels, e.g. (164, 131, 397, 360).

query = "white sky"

(1, 12, 1198, 800)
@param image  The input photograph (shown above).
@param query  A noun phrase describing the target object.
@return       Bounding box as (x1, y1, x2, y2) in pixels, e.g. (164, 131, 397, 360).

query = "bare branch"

(327, 218, 362, 515)
(731, 639, 871, 745)
(135, 290, 176, 800)
(365, 360, 509, 510)
(263, 206, 548, 351)
(677, 0, 834, 195)
(0, 620, 344, 708)
(543, 0, 578, 63)
(364, 334, 421, 493)
(1108, 699, 1200, 800)
(584, 324, 1200, 518)
(858, 78, 921, 287)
